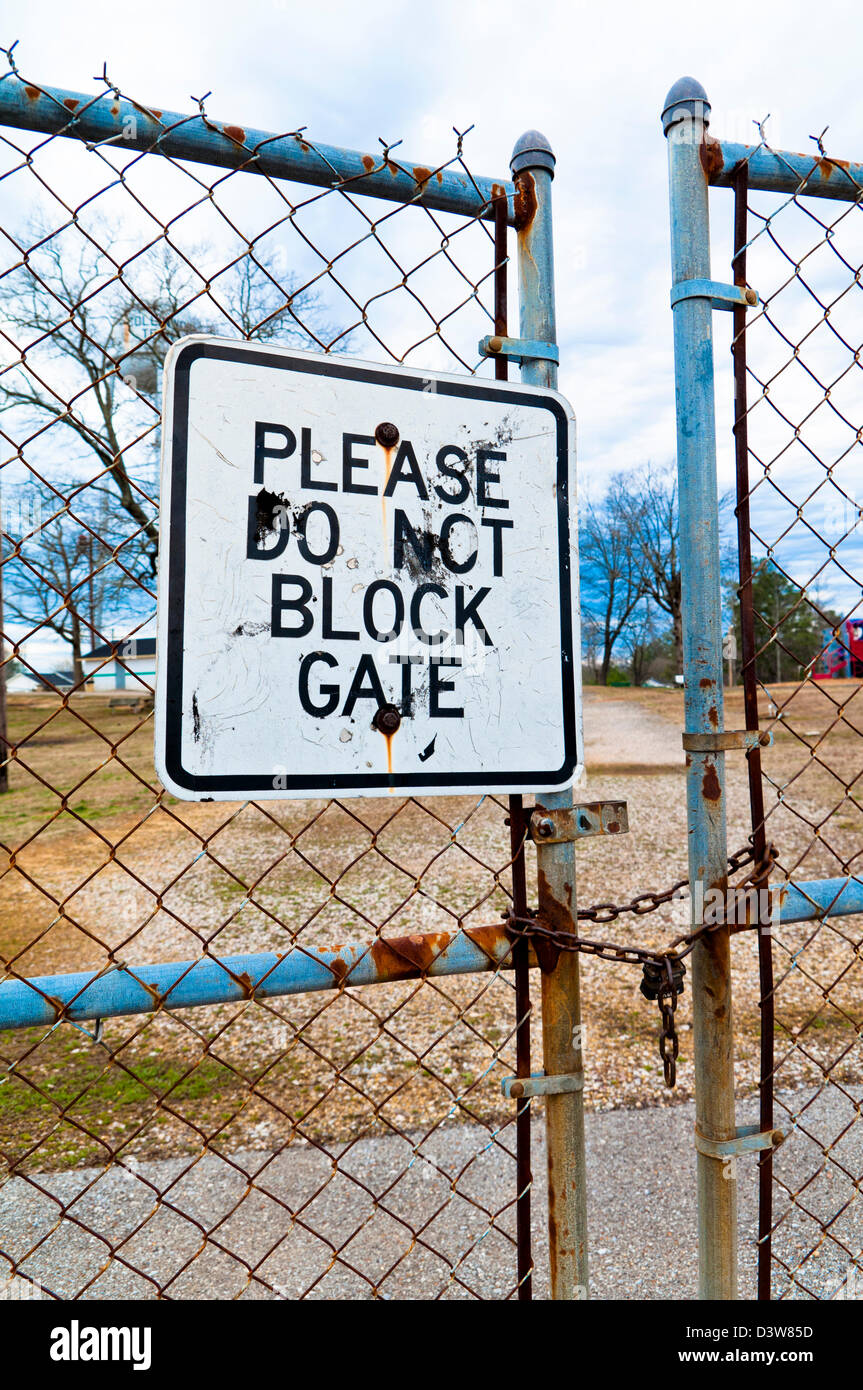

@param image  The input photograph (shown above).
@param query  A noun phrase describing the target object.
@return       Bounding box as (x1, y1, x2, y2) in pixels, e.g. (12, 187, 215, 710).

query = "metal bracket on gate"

(478, 334, 559, 366)
(694, 1124, 785, 1159)
(670, 278, 759, 312)
(527, 800, 629, 845)
(682, 730, 772, 753)
(501, 1070, 584, 1100)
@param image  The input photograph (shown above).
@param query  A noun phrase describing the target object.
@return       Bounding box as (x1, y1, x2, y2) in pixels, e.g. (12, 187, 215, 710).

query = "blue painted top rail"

(0, 71, 514, 223)
(0, 877, 860, 1032)
(711, 139, 863, 202)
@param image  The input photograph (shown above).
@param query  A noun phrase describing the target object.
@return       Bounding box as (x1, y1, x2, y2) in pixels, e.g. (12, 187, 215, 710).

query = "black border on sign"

(162, 341, 575, 793)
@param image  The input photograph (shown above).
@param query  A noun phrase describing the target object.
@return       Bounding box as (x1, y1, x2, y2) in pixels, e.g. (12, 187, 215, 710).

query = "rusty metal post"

(495, 188, 535, 1301)
(511, 130, 588, 1300)
(662, 78, 738, 1299)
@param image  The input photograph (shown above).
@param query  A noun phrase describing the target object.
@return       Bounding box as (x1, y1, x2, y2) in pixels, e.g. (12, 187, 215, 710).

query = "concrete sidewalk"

(2, 1086, 859, 1300)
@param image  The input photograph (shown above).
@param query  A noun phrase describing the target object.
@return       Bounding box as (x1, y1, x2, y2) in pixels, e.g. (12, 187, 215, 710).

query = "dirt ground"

(0, 682, 861, 1179)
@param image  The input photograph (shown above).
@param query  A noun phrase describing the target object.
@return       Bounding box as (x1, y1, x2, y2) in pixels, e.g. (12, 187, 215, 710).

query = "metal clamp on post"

(682, 730, 772, 753)
(478, 334, 559, 366)
(528, 800, 628, 845)
(502, 1070, 584, 1100)
(670, 278, 758, 312)
(694, 1123, 785, 1159)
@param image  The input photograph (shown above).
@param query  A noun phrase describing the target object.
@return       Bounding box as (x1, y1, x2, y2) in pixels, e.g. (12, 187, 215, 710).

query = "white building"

(6, 668, 74, 694)
(81, 635, 156, 693)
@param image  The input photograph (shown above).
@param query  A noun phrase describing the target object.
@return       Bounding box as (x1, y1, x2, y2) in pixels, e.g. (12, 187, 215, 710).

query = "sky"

(2, 0, 863, 664)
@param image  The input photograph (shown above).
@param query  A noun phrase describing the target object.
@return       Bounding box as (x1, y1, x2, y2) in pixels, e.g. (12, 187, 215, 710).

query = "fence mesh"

(0, 54, 542, 1300)
(731, 130, 863, 1300)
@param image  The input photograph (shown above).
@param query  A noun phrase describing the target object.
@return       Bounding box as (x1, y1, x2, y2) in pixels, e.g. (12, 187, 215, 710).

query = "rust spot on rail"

(817, 154, 850, 179)
(223, 124, 246, 145)
(235, 971, 254, 999)
(700, 134, 724, 182)
(362, 154, 375, 173)
(63, 98, 79, 112)
(370, 930, 457, 980)
(513, 170, 537, 232)
(368, 924, 513, 982)
(327, 957, 349, 985)
(24, 85, 39, 100)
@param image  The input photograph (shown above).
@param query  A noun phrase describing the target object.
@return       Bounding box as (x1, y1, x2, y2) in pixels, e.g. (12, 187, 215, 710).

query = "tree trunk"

(69, 610, 84, 690)
(672, 607, 684, 678)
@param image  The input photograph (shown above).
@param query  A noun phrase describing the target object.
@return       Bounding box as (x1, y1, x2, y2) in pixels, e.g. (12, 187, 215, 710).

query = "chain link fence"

(0, 50, 549, 1300)
(730, 128, 863, 1300)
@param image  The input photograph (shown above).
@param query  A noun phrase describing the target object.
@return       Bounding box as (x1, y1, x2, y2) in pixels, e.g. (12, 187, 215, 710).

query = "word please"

(254, 423, 511, 505)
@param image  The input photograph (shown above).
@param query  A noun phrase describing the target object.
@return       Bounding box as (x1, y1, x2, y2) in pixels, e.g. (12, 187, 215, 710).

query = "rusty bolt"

(373, 703, 401, 735)
(744, 287, 758, 306)
(534, 816, 554, 839)
(509, 1081, 525, 1099)
(374, 421, 399, 448)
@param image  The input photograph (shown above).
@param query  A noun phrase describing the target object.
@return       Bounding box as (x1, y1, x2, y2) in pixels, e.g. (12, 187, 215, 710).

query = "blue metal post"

(663, 78, 738, 1300)
(511, 130, 588, 1301)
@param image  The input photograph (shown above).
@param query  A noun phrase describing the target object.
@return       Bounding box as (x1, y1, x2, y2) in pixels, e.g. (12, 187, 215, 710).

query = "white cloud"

(2, 0, 862, 616)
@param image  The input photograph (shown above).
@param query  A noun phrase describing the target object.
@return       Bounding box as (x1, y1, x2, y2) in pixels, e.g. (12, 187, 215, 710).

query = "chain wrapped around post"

(505, 842, 777, 1088)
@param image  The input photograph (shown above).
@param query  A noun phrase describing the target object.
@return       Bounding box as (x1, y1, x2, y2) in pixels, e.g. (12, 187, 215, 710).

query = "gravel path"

(582, 687, 685, 771)
(2, 1086, 859, 1301)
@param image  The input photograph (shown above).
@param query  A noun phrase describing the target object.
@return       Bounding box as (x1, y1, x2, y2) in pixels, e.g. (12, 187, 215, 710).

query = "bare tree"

(618, 599, 660, 687)
(611, 462, 683, 677)
(3, 482, 149, 687)
(579, 494, 646, 685)
(0, 223, 345, 577)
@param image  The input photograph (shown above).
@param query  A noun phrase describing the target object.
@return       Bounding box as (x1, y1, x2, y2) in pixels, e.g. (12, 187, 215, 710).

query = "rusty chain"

(505, 841, 778, 1088)
(504, 841, 777, 968)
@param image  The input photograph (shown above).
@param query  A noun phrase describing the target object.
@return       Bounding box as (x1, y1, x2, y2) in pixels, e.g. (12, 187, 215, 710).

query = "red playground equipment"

(817, 618, 863, 679)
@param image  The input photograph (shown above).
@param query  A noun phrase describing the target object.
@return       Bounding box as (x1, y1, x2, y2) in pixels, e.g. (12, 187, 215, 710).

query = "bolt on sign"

(155, 338, 581, 799)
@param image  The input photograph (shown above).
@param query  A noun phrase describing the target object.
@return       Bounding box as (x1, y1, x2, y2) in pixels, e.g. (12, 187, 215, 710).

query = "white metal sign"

(155, 338, 581, 799)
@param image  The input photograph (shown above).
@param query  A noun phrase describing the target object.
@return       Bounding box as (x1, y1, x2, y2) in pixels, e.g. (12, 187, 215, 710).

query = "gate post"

(662, 78, 738, 1299)
(511, 130, 588, 1300)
